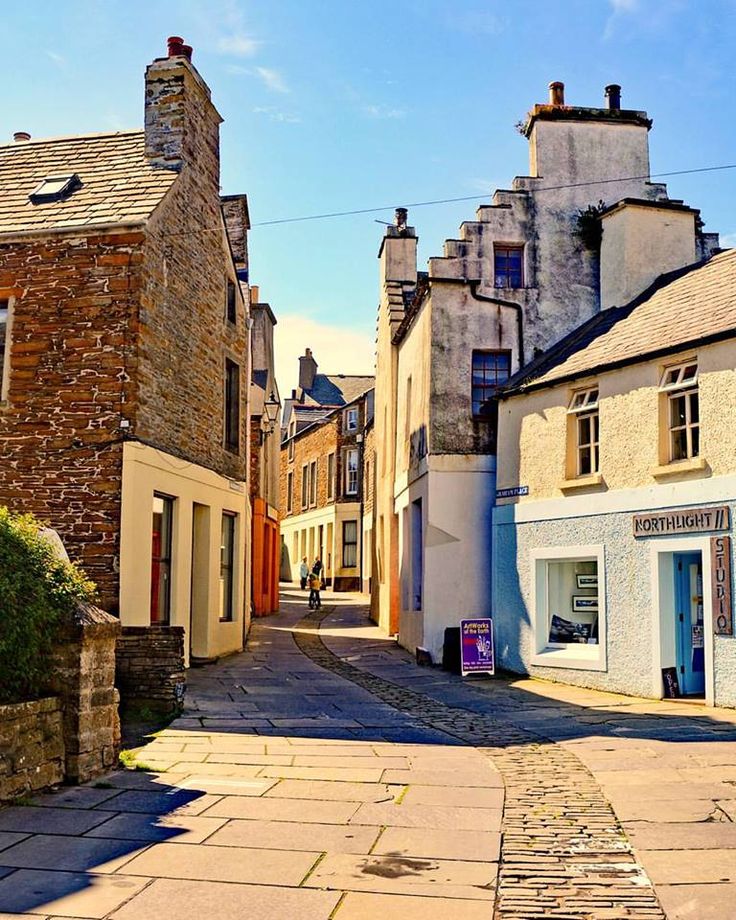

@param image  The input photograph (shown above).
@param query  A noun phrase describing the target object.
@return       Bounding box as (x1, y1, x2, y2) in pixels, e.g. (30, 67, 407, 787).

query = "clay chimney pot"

(167, 35, 185, 57)
(13, 131, 31, 143)
(548, 81, 565, 106)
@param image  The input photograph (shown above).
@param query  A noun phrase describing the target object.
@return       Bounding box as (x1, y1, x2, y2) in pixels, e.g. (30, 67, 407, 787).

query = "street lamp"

(263, 391, 280, 433)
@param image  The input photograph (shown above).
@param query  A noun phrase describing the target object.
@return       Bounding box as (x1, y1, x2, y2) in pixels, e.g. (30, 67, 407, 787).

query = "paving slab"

(205, 817, 381, 853)
(0, 869, 150, 918)
(258, 764, 386, 783)
(94, 789, 222, 816)
(107, 877, 340, 920)
(656, 882, 736, 919)
(626, 821, 736, 849)
(0, 835, 148, 873)
(292, 755, 409, 769)
(381, 768, 501, 787)
(305, 852, 497, 900)
(335, 890, 496, 919)
(266, 779, 402, 803)
(639, 848, 736, 883)
(374, 826, 501, 862)
(400, 784, 504, 809)
(31, 787, 121, 810)
(85, 812, 227, 844)
(202, 795, 360, 824)
(0, 833, 28, 853)
(121, 840, 319, 885)
(350, 802, 502, 831)
(0, 806, 111, 836)
(161, 775, 276, 797)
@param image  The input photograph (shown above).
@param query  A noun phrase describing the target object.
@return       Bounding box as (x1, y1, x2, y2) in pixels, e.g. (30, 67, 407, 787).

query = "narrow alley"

(1, 591, 736, 918)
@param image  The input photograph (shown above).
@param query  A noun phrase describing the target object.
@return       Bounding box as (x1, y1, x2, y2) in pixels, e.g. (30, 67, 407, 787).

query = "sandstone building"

(374, 82, 719, 661)
(0, 38, 252, 661)
(280, 349, 374, 590)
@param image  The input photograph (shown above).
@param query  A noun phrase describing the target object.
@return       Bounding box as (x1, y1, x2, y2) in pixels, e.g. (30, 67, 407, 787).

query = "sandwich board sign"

(460, 618, 495, 677)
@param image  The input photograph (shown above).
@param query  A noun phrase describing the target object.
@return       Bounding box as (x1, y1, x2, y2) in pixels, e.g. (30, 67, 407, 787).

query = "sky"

(3, 0, 736, 393)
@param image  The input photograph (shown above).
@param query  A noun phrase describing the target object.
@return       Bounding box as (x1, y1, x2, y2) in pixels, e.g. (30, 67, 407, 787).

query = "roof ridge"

(0, 129, 144, 149)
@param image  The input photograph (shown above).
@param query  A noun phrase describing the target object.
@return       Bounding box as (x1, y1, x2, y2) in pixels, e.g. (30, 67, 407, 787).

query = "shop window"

(568, 387, 599, 476)
(327, 452, 335, 501)
(343, 520, 358, 568)
(494, 244, 524, 288)
(344, 448, 359, 495)
(219, 512, 236, 621)
(151, 494, 174, 625)
(660, 361, 699, 462)
(224, 359, 240, 453)
(531, 546, 606, 671)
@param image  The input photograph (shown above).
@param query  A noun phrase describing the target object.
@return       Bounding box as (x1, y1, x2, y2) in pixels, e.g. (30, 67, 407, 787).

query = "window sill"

(651, 457, 707, 480)
(559, 473, 604, 493)
(531, 646, 606, 672)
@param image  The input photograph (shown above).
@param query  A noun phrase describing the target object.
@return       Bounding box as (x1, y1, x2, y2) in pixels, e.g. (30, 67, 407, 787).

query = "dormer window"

(29, 174, 81, 204)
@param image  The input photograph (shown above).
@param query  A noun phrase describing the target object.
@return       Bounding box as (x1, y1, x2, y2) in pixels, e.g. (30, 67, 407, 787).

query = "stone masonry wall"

(0, 232, 144, 610)
(116, 626, 186, 716)
(0, 698, 64, 802)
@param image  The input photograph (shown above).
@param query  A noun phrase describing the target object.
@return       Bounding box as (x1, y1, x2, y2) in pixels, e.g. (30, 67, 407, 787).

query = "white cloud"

(225, 64, 250, 75)
(255, 66, 290, 93)
(253, 106, 301, 124)
(273, 315, 375, 398)
(363, 104, 406, 120)
(217, 34, 260, 56)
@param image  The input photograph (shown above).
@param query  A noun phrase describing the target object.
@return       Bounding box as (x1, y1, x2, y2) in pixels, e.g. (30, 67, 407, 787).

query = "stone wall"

(0, 698, 64, 802)
(116, 626, 186, 716)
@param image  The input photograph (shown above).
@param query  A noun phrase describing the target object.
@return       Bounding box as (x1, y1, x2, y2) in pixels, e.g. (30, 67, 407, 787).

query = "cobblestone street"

(1, 590, 736, 918)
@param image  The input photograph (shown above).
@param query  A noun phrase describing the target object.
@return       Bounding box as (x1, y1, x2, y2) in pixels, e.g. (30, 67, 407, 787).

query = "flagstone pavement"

(1, 588, 736, 918)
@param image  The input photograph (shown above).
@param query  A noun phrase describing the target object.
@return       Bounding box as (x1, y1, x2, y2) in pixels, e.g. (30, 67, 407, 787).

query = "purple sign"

(460, 618, 495, 677)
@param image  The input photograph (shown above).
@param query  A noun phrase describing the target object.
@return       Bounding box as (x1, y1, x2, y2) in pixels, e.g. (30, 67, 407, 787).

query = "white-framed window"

(309, 460, 317, 507)
(327, 452, 335, 501)
(344, 448, 359, 495)
(0, 298, 11, 402)
(345, 407, 358, 432)
(301, 465, 308, 509)
(286, 471, 293, 513)
(568, 387, 599, 476)
(342, 520, 358, 568)
(660, 361, 699, 462)
(530, 545, 606, 671)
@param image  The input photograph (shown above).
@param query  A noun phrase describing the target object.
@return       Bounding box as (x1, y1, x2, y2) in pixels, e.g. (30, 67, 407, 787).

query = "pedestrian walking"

(308, 571, 322, 609)
(299, 556, 309, 591)
(312, 556, 323, 586)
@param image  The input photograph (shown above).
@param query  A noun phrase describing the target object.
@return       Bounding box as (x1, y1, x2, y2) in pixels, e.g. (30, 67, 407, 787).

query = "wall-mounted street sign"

(633, 505, 730, 538)
(460, 619, 495, 677)
(711, 535, 733, 637)
(496, 486, 529, 499)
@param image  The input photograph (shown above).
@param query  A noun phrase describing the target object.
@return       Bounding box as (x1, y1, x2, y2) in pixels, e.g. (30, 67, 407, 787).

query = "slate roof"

(0, 130, 177, 235)
(300, 374, 375, 408)
(503, 249, 736, 395)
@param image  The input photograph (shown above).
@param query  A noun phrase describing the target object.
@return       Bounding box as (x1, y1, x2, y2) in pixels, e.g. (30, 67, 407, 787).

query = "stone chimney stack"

(299, 348, 318, 392)
(144, 36, 223, 181)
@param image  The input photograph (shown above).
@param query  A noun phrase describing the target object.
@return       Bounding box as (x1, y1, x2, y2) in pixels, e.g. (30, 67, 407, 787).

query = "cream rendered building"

(373, 81, 719, 661)
(494, 248, 736, 706)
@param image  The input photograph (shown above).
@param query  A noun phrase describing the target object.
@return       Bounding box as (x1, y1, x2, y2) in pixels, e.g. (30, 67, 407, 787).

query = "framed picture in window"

(572, 595, 599, 613)
(576, 574, 598, 589)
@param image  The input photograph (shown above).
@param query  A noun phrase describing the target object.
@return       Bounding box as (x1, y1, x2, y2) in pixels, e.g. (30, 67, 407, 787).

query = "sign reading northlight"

(632, 505, 730, 537)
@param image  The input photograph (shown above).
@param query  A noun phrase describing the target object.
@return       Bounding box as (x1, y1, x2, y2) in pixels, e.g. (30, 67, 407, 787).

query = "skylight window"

(29, 174, 81, 204)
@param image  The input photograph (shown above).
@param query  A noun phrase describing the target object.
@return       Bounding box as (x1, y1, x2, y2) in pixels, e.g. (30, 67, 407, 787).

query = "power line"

(251, 162, 736, 227)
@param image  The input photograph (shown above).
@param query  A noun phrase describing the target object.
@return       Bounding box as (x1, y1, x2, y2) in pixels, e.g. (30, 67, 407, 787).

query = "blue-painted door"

(673, 551, 705, 696)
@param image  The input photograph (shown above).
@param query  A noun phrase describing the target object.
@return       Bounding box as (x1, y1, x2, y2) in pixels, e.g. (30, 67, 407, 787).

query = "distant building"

(494, 249, 736, 707)
(280, 349, 374, 590)
(0, 38, 252, 661)
(373, 81, 719, 661)
(247, 285, 281, 617)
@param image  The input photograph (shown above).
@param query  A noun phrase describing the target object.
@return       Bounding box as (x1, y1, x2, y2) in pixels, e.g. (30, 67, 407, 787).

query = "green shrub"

(0, 507, 96, 703)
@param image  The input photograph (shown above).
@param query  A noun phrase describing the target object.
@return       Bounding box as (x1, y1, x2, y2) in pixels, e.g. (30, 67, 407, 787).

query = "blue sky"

(4, 0, 736, 389)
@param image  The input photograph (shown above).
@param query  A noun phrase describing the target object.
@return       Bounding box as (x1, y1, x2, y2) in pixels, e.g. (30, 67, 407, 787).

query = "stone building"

(248, 285, 281, 616)
(280, 349, 374, 590)
(0, 38, 251, 661)
(494, 249, 735, 706)
(373, 81, 719, 661)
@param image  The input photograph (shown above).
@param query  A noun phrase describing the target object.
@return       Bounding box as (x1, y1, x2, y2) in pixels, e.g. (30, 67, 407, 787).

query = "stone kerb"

(115, 626, 186, 718)
(47, 600, 122, 785)
(0, 697, 64, 802)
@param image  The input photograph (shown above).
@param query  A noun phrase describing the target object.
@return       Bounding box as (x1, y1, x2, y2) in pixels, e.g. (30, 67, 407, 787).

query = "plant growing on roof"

(577, 200, 606, 249)
(0, 506, 96, 703)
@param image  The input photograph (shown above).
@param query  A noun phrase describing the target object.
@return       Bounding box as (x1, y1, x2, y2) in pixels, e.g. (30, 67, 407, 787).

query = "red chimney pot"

(181, 44, 193, 61)
(167, 36, 185, 57)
